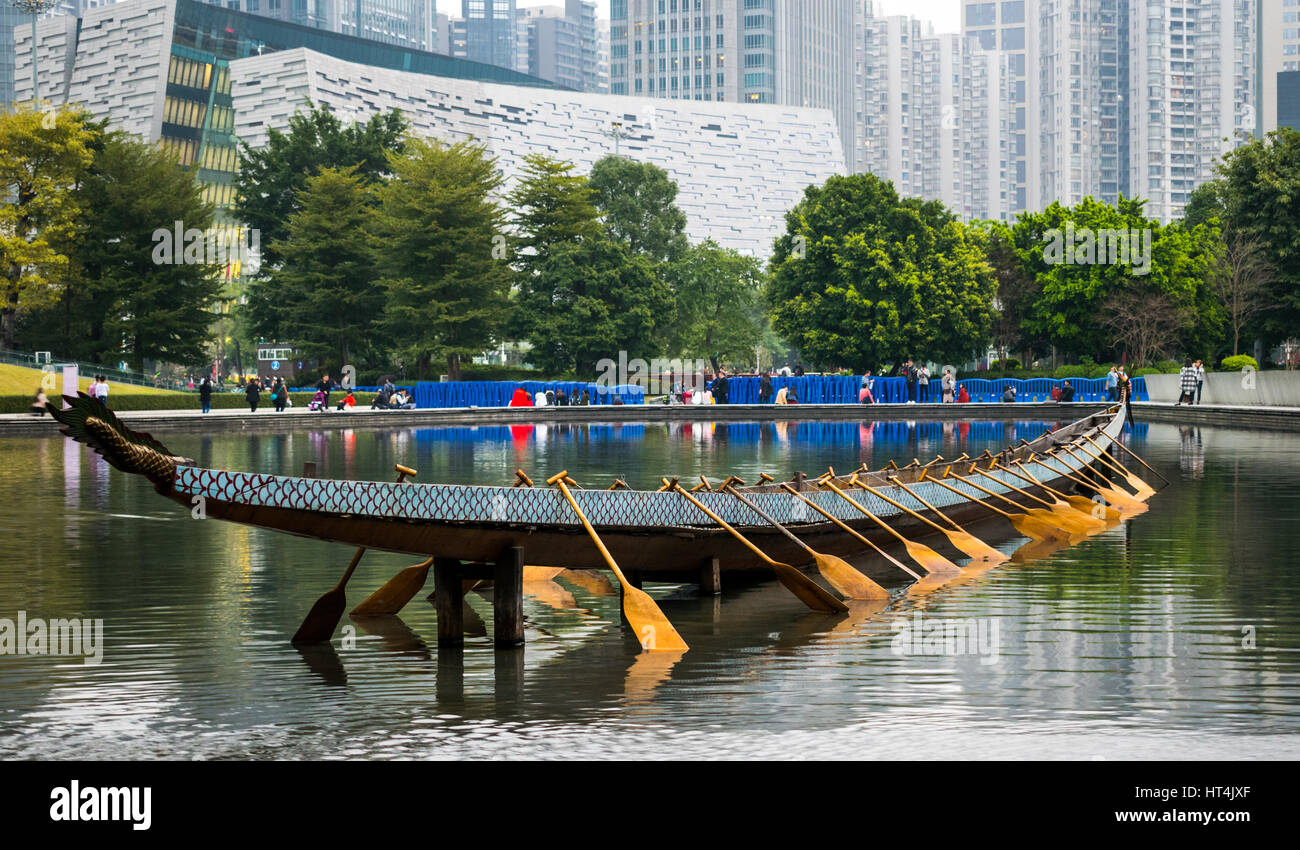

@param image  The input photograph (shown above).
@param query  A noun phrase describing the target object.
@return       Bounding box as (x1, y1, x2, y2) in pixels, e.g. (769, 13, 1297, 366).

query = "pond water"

(1, 417, 1298, 759)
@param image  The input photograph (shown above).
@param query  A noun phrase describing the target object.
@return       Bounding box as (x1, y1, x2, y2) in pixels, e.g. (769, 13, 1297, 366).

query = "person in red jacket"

(509, 387, 533, 407)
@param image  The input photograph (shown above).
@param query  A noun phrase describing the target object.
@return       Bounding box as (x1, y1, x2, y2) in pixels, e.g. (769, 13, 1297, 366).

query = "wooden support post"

(433, 557, 464, 647)
(494, 647, 525, 704)
(302, 461, 316, 478)
(493, 546, 525, 648)
(699, 556, 722, 595)
(795, 471, 805, 492)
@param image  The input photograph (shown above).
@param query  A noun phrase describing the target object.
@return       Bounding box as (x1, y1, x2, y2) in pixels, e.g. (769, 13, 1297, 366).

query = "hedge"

(3, 391, 377, 415)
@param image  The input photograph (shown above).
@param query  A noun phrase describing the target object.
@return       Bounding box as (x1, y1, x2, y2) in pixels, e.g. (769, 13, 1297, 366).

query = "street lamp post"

(9, 0, 59, 107)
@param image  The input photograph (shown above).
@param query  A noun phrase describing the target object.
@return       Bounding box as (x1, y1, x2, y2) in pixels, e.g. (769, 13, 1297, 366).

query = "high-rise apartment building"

(512, 1, 602, 91)
(1128, 0, 1255, 221)
(1037, 0, 1128, 208)
(962, 0, 1032, 213)
(1259, 0, 1300, 133)
(609, 0, 858, 170)
(855, 3, 1012, 222)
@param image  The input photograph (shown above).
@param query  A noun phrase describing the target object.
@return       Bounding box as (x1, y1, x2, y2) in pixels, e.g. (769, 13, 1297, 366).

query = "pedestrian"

(859, 371, 876, 404)
(917, 363, 930, 402)
(940, 368, 955, 403)
(793, 362, 805, 377)
(903, 359, 918, 403)
(775, 385, 789, 404)
(94, 375, 110, 408)
(1193, 359, 1205, 405)
(759, 372, 774, 404)
(957, 385, 970, 404)
(246, 377, 261, 412)
(316, 373, 334, 410)
(555, 388, 568, 406)
(272, 377, 287, 412)
(713, 370, 729, 405)
(199, 377, 213, 414)
(1106, 365, 1119, 402)
(336, 390, 356, 411)
(1176, 358, 1197, 405)
(1001, 384, 1017, 403)
(31, 387, 47, 416)
(1117, 366, 1131, 405)
(1060, 380, 1075, 402)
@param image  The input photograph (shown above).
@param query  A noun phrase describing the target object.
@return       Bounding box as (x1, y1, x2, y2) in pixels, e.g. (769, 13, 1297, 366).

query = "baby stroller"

(307, 390, 327, 411)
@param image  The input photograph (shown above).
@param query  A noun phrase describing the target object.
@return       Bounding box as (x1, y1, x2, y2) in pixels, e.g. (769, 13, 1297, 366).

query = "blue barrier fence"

(413, 381, 644, 409)
(292, 375, 1146, 408)
(722, 375, 1147, 404)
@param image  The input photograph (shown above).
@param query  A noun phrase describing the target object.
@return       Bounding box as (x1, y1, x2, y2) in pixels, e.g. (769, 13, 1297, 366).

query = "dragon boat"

(47, 393, 1155, 651)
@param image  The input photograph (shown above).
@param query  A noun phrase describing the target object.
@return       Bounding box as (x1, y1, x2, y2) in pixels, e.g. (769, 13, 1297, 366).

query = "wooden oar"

(719, 481, 890, 600)
(817, 476, 962, 577)
(293, 464, 418, 643)
(1059, 444, 1148, 501)
(549, 471, 687, 652)
(1079, 436, 1158, 496)
(669, 479, 847, 613)
(1106, 437, 1171, 487)
(929, 471, 1068, 542)
(779, 483, 922, 581)
(994, 461, 1122, 523)
(1030, 452, 1146, 512)
(851, 476, 1009, 563)
(1004, 459, 1124, 521)
(969, 465, 1104, 533)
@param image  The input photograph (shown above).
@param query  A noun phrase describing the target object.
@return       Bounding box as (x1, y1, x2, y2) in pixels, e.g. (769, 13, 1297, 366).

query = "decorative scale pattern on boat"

(171, 448, 1095, 530)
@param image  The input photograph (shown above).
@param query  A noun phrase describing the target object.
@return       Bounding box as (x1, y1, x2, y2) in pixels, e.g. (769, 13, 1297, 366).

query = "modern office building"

(462, 0, 516, 69)
(609, 0, 859, 171)
(229, 46, 847, 257)
(14, 0, 549, 227)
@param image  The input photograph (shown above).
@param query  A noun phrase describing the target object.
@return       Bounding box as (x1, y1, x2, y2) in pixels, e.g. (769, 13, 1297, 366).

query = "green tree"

(0, 106, 96, 351)
(513, 239, 670, 376)
(234, 101, 407, 271)
(1183, 128, 1300, 347)
(1011, 197, 1219, 363)
(765, 173, 996, 372)
(588, 155, 688, 263)
(76, 133, 223, 369)
(268, 166, 382, 372)
(508, 156, 672, 375)
(371, 137, 509, 380)
(668, 239, 763, 370)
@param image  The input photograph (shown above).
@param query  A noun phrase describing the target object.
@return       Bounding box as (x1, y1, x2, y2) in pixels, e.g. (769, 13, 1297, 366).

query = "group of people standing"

(1176, 359, 1206, 406)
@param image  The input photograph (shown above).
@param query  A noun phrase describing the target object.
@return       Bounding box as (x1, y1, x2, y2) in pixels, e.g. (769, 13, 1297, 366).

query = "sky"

(454, 1, 963, 36)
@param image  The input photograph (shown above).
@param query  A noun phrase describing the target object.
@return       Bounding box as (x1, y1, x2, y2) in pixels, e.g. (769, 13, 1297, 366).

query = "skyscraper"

(463, 0, 516, 69)
(513, 1, 602, 91)
(609, 0, 858, 170)
(961, 0, 1032, 214)
(1127, 0, 1255, 221)
(1258, 0, 1300, 133)
(856, 3, 1013, 222)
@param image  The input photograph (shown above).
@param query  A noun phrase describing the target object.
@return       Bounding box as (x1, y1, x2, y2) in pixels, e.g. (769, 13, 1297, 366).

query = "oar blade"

(292, 590, 346, 644)
(947, 529, 1008, 563)
(903, 541, 962, 577)
(622, 585, 690, 651)
(350, 559, 433, 617)
(813, 553, 891, 600)
(772, 562, 849, 613)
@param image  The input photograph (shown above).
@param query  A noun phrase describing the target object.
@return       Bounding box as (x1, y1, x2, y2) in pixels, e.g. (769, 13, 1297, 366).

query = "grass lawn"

(0, 364, 186, 397)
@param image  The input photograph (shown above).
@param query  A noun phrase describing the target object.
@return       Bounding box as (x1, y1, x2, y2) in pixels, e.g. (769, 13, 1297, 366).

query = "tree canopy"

(765, 173, 996, 372)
